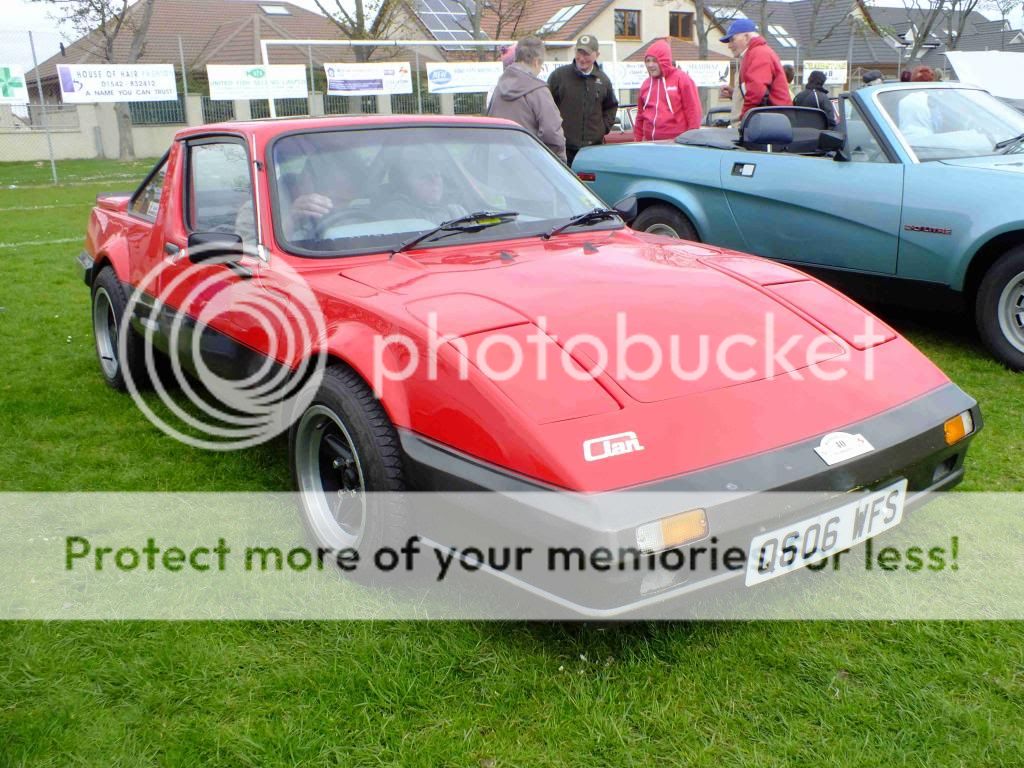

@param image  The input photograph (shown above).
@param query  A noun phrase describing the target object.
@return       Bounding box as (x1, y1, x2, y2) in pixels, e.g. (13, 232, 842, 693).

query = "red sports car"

(80, 114, 979, 614)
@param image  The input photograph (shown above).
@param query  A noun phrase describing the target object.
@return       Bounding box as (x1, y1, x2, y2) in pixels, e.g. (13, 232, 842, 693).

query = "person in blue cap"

(717, 18, 791, 124)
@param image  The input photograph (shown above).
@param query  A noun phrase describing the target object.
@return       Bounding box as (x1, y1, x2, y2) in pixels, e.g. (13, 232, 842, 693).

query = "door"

(156, 135, 264, 380)
(719, 100, 904, 275)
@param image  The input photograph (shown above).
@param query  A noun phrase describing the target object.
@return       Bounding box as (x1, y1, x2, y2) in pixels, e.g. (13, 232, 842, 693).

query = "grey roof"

(710, 1, 1023, 71)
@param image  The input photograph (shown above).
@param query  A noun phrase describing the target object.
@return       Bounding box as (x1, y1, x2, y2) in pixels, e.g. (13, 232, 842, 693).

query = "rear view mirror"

(818, 130, 850, 161)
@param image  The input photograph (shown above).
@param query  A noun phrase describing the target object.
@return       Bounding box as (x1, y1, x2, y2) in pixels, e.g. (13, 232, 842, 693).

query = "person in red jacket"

(633, 39, 702, 141)
(718, 19, 791, 122)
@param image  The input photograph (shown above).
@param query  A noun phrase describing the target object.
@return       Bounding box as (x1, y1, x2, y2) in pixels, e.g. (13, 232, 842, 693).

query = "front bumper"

(399, 383, 981, 616)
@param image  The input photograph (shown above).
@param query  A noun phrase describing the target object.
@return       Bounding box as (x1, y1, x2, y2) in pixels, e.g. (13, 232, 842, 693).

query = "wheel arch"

(624, 182, 708, 241)
(961, 228, 1024, 310)
(90, 236, 133, 287)
(321, 322, 412, 430)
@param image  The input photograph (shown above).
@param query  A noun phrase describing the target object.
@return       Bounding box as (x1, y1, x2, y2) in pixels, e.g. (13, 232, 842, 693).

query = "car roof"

(173, 114, 520, 141)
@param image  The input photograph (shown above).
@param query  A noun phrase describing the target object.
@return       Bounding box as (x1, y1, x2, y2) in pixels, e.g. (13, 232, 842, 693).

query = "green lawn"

(1, 158, 1021, 767)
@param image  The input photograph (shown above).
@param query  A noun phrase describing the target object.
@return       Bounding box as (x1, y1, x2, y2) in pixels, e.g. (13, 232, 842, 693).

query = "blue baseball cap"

(720, 18, 757, 42)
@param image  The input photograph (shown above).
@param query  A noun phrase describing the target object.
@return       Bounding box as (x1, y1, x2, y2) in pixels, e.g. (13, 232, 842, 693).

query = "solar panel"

(415, 0, 485, 51)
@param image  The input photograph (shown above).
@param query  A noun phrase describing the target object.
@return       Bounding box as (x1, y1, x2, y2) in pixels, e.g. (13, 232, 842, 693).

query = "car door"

(124, 152, 171, 290)
(719, 100, 904, 275)
(157, 134, 264, 380)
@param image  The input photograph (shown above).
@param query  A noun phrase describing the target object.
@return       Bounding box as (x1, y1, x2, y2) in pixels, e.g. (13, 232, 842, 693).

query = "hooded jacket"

(634, 40, 702, 141)
(488, 63, 567, 162)
(738, 36, 792, 116)
(793, 77, 838, 127)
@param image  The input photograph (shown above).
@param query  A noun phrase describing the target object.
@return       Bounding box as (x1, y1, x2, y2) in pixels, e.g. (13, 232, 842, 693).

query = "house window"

(768, 24, 797, 47)
(670, 12, 694, 40)
(259, 4, 291, 14)
(538, 4, 585, 34)
(615, 9, 641, 39)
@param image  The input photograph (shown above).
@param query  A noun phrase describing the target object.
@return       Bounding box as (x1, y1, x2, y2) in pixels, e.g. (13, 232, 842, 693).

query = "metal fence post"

(28, 31, 58, 185)
(178, 35, 188, 98)
(415, 49, 422, 115)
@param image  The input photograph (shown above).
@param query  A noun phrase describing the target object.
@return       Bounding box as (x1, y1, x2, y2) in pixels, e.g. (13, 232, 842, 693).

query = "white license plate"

(745, 479, 908, 587)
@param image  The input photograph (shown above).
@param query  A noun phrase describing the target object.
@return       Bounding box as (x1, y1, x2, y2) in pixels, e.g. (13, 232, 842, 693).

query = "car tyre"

(632, 204, 699, 241)
(289, 365, 409, 574)
(91, 266, 150, 391)
(976, 246, 1024, 371)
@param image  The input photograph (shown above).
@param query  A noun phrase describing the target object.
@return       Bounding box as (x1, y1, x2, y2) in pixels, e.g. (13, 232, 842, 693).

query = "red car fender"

(90, 233, 132, 285)
(321, 319, 412, 426)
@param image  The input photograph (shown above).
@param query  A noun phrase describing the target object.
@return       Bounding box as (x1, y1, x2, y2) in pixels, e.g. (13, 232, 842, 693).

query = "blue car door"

(718, 105, 904, 275)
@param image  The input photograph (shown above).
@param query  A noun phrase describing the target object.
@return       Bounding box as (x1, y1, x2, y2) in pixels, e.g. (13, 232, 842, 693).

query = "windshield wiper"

(542, 207, 622, 240)
(389, 211, 519, 257)
(994, 132, 1024, 151)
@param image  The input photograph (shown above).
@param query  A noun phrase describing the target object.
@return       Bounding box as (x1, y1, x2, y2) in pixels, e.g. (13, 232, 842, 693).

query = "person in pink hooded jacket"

(633, 39, 702, 141)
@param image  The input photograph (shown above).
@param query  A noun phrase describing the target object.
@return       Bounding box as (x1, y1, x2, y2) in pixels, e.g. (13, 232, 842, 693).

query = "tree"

(984, 0, 1023, 47)
(900, 0, 950, 60)
(313, 0, 402, 62)
(484, 0, 530, 43)
(943, 0, 984, 49)
(38, 0, 157, 161)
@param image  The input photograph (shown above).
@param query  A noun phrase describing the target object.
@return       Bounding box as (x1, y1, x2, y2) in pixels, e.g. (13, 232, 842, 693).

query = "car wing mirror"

(187, 231, 244, 263)
(613, 195, 638, 224)
(818, 130, 850, 161)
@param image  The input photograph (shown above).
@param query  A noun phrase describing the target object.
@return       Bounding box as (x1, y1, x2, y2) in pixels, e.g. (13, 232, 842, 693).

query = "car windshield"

(269, 125, 616, 256)
(878, 86, 1024, 161)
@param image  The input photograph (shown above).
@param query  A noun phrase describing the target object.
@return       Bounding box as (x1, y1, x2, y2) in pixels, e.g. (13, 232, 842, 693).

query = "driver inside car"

(379, 159, 468, 224)
(280, 159, 363, 240)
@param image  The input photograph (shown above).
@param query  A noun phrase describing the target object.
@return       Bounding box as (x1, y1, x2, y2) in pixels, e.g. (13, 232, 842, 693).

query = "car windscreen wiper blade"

(389, 211, 519, 256)
(542, 208, 622, 240)
(994, 132, 1024, 151)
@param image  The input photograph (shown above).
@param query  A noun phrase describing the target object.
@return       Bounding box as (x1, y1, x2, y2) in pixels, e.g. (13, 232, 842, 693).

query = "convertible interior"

(675, 106, 838, 155)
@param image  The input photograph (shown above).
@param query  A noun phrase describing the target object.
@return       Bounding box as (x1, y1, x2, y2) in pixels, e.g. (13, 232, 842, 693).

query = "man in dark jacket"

(488, 36, 567, 162)
(793, 70, 838, 127)
(547, 35, 618, 165)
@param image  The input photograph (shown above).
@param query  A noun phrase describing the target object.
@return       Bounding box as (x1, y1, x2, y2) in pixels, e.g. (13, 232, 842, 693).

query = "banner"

(676, 60, 731, 88)
(207, 65, 307, 101)
(0, 65, 29, 105)
(426, 62, 502, 94)
(325, 62, 412, 96)
(802, 60, 848, 88)
(610, 61, 649, 91)
(57, 64, 177, 103)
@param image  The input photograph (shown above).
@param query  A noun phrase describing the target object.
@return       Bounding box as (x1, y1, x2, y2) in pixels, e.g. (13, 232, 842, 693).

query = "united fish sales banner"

(325, 62, 413, 96)
(57, 64, 177, 103)
(207, 65, 308, 100)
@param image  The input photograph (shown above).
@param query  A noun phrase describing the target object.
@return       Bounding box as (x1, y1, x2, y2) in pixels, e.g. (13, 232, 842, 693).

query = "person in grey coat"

(487, 36, 567, 163)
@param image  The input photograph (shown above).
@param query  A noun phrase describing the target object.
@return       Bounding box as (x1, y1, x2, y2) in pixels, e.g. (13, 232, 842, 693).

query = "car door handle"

(164, 242, 181, 256)
(731, 163, 757, 178)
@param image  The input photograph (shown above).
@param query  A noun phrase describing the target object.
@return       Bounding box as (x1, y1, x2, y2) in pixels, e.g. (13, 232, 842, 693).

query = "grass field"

(1, 158, 1022, 767)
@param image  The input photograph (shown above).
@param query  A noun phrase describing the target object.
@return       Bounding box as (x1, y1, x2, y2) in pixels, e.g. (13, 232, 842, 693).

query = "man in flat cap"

(548, 35, 618, 165)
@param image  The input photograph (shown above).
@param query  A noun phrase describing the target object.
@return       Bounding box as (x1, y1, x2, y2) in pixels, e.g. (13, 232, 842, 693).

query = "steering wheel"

(315, 206, 375, 237)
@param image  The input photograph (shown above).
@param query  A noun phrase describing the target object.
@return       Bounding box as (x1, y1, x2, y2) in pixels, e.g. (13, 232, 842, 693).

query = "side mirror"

(187, 231, 244, 263)
(613, 195, 638, 224)
(818, 130, 850, 161)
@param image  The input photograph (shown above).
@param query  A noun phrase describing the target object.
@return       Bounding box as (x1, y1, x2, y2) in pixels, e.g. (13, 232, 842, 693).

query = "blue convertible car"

(574, 82, 1024, 370)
